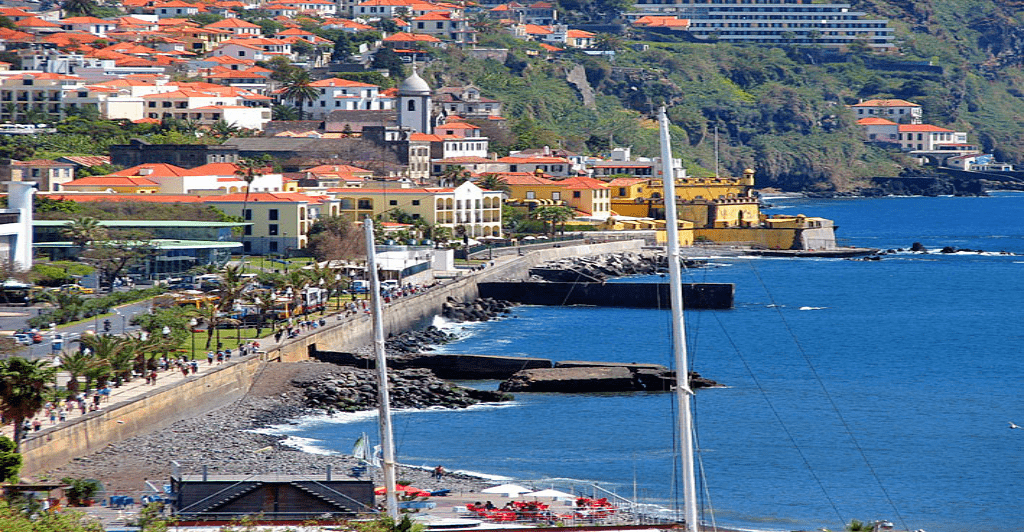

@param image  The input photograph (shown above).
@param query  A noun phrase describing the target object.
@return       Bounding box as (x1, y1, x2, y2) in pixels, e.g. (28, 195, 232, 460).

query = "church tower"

(398, 66, 432, 134)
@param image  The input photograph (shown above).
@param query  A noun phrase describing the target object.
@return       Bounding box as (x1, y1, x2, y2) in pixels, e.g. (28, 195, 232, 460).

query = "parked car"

(10, 333, 32, 346)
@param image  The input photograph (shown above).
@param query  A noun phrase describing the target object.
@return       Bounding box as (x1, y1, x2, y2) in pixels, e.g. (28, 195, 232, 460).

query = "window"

(269, 209, 279, 220)
(552, 192, 560, 200)
(244, 226, 252, 235)
(526, 191, 535, 199)
(407, 100, 416, 111)
(389, 200, 398, 206)
(244, 209, 252, 220)
(573, 191, 581, 198)
(357, 199, 372, 209)
(619, 187, 626, 196)
(412, 200, 420, 206)
(243, 241, 251, 252)
(269, 241, 278, 252)
(268, 224, 279, 235)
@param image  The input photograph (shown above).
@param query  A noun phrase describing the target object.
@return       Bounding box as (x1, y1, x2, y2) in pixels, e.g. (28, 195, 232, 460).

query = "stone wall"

(20, 353, 267, 476)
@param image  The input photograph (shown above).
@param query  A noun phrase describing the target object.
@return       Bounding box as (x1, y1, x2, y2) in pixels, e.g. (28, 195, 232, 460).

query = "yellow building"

(605, 169, 838, 250)
(499, 172, 612, 218)
(331, 182, 503, 237)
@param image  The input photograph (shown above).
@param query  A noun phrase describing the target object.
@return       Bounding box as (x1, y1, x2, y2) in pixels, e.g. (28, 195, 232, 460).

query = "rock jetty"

(528, 252, 705, 283)
(499, 362, 720, 393)
(301, 366, 512, 412)
(441, 296, 516, 322)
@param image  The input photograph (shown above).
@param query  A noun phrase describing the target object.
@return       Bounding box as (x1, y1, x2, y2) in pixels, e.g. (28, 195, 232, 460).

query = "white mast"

(658, 106, 699, 532)
(364, 218, 399, 520)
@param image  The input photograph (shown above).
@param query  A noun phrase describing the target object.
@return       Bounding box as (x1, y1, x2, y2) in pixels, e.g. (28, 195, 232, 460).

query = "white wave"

(278, 435, 338, 455)
(256, 401, 522, 438)
(799, 306, 827, 311)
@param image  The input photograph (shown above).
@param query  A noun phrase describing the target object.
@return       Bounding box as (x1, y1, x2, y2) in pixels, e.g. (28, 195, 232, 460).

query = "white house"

(851, 99, 922, 124)
(857, 117, 899, 143)
(898, 124, 969, 151)
(59, 16, 117, 37)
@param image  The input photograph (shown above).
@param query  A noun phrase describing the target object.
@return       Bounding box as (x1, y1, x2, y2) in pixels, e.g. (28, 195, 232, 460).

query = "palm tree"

(193, 299, 225, 350)
(439, 165, 472, 187)
(272, 104, 299, 121)
(0, 357, 56, 450)
(281, 70, 318, 121)
(477, 173, 511, 195)
(234, 155, 270, 255)
(76, 334, 137, 385)
(58, 350, 100, 393)
(62, 217, 107, 249)
(208, 119, 240, 140)
(62, 0, 97, 16)
(529, 205, 575, 236)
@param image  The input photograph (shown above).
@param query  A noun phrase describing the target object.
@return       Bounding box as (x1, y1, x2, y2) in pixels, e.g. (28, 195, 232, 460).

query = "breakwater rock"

(300, 366, 512, 412)
(498, 362, 720, 393)
(529, 252, 706, 283)
(385, 325, 457, 355)
(441, 297, 517, 322)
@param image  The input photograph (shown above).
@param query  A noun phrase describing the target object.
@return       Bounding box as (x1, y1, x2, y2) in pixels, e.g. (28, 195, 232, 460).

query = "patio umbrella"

(481, 483, 533, 497)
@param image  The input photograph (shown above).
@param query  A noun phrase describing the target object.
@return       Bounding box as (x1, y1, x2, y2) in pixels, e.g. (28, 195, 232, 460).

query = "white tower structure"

(398, 66, 432, 134)
(3, 181, 34, 270)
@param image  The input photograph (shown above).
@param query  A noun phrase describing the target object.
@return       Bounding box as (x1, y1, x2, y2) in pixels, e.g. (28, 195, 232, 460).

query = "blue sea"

(273, 193, 1024, 532)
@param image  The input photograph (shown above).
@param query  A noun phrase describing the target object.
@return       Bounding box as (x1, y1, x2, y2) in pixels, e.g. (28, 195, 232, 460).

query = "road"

(0, 299, 155, 360)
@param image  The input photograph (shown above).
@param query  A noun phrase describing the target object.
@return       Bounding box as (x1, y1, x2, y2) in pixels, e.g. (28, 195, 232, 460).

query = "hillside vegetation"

(427, 0, 1024, 192)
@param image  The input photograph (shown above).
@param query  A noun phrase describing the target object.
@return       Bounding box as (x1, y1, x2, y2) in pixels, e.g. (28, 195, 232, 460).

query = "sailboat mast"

(364, 218, 400, 520)
(658, 106, 699, 532)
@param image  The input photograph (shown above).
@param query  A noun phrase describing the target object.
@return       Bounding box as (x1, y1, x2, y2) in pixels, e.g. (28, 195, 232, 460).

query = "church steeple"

(398, 66, 432, 134)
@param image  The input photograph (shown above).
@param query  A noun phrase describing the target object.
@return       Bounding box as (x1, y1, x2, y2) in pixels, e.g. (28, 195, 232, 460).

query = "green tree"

(371, 46, 406, 78)
(529, 205, 575, 235)
(62, 0, 98, 17)
(0, 357, 56, 450)
(477, 173, 510, 194)
(234, 154, 271, 252)
(280, 70, 318, 120)
(0, 499, 103, 530)
(306, 214, 365, 262)
(81, 237, 155, 293)
(58, 350, 101, 393)
(438, 165, 472, 187)
(208, 119, 240, 140)
(62, 217, 107, 248)
(75, 334, 136, 385)
(272, 104, 299, 121)
(0, 436, 21, 483)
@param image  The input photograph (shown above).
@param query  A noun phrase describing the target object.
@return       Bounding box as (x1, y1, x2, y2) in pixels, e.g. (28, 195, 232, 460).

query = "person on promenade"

(149, 370, 157, 385)
(207, 351, 214, 365)
(433, 465, 445, 480)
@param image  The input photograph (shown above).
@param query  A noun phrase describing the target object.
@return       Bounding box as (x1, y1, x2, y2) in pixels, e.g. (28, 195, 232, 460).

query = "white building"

(398, 67, 432, 134)
(851, 99, 922, 124)
(898, 124, 968, 151)
(857, 117, 899, 143)
(290, 77, 391, 119)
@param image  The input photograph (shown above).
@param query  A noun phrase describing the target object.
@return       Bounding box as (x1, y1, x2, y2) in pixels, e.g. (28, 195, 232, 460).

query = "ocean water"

(274, 193, 1024, 532)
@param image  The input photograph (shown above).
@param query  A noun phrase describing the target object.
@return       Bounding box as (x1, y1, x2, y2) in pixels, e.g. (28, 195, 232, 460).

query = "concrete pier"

(478, 282, 734, 309)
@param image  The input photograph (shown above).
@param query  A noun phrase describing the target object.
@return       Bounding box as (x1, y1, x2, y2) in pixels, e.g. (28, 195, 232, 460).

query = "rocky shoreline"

(45, 361, 498, 496)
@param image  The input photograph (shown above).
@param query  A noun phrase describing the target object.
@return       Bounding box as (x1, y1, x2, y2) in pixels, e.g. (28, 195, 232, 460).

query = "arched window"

(407, 99, 416, 111)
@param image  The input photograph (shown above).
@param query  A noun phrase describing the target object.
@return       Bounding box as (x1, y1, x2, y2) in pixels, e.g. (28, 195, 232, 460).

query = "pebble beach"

(44, 360, 496, 498)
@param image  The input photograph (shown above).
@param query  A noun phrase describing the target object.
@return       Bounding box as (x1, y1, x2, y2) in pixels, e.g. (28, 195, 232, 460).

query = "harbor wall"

(478, 282, 734, 309)
(22, 239, 647, 476)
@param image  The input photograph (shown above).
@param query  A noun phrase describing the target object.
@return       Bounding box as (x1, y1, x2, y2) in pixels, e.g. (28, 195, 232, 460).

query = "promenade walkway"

(0, 261, 504, 444)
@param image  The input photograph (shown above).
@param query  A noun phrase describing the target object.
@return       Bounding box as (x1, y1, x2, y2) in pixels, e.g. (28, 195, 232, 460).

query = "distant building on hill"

(626, 0, 895, 51)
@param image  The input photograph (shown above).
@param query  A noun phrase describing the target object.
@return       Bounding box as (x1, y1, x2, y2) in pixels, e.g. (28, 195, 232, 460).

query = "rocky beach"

(44, 360, 497, 496)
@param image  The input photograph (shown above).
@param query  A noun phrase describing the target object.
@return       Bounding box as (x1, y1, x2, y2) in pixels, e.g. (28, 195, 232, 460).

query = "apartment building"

(628, 0, 895, 50)
(332, 182, 503, 237)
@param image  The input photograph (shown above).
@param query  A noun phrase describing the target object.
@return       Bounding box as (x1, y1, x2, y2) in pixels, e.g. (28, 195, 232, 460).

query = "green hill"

(425, 1, 1024, 192)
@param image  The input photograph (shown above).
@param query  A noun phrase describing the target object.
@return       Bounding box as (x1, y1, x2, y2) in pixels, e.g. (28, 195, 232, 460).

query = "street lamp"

(189, 318, 198, 357)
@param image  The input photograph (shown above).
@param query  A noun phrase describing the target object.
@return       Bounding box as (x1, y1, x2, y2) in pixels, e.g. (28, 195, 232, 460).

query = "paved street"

(0, 299, 153, 360)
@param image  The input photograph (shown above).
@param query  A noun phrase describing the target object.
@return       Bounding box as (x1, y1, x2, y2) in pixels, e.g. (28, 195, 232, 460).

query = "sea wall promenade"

(20, 239, 647, 476)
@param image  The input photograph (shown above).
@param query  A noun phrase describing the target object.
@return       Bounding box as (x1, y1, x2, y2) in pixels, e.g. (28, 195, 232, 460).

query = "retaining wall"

(22, 239, 646, 477)
(20, 353, 268, 476)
